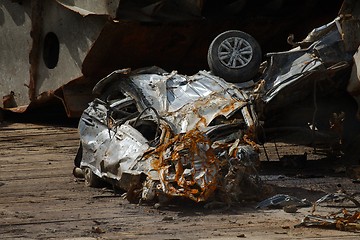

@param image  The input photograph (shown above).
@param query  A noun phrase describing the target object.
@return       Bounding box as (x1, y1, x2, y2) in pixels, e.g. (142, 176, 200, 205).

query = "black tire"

(208, 30, 262, 83)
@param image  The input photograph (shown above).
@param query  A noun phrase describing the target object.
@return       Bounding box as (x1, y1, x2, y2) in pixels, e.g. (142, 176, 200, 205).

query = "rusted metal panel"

(55, 77, 96, 117)
(0, 0, 110, 115)
(0, 1, 32, 109)
(36, 1, 107, 97)
(29, 0, 43, 102)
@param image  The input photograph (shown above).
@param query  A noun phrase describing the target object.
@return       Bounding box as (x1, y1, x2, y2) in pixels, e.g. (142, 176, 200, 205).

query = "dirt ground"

(1, 121, 359, 240)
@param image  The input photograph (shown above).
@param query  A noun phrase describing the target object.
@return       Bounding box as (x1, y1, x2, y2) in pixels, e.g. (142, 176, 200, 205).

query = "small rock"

(92, 226, 105, 234)
(283, 205, 298, 213)
(162, 216, 174, 221)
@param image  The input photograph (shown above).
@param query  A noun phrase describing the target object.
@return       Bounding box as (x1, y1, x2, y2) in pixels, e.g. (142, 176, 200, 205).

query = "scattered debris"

(256, 194, 311, 209)
(313, 192, 360, 211)
(296, 209, 360, 231)
(295, 192, 360, 231)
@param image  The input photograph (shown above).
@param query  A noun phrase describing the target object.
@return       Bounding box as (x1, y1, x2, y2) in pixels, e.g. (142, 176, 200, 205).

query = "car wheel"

(208, 30, 262, 83)
(83, 167, 102, 188)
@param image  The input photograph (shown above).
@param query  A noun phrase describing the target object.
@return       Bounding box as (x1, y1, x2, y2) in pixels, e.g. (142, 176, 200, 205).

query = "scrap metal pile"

(73, 0, 360, 205)
(296, 192, 360, 231)
(298, 210, 360, 231)
(257, 192, 360, 232)
(74, 67, 264, 204)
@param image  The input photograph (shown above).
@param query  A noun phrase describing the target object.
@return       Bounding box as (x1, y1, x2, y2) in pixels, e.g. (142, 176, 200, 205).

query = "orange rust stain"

(143, 127, 221, 202)
(195, 116, 207, 128)
(175, 162, 184, 182)
(220, 102, 236, 114)
(190, 189, 199, 195)
(151, 158, 161, 169)
(159, 129, 219, 201)
(243, 134, 259, 152)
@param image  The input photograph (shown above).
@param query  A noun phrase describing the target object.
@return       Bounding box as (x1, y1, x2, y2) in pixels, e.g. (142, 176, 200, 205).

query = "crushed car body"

(73, 0, 360, 204)
(75, 67, 263, 203)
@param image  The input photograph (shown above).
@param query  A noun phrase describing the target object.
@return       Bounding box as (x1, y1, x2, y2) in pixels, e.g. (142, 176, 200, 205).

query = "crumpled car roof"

(93, 67, 255, 134)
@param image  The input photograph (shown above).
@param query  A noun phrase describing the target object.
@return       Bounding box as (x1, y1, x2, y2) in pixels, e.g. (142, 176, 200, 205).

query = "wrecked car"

(209, 17, 353, 106)
(74, 67, 264, 204)
(207, 11, 360, 157)
(208, 0, 360, 113)
(74, 0, 360, 205)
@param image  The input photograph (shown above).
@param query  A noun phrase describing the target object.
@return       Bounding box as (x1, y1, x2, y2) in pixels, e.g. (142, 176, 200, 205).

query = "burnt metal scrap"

(296, 210, 360, 231)
(76, 67, 264, 203)
(293, 192, 360, 231)
(296, 192, 360, 232)
(259, 16, 354, 111)
(256, 194, 311, 209)
(313, 192, 360, 211)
